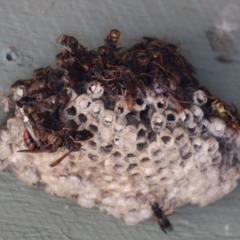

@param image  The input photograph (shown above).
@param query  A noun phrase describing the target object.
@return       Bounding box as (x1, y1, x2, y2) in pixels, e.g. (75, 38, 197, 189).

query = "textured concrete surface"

(0, 0, 240, 239)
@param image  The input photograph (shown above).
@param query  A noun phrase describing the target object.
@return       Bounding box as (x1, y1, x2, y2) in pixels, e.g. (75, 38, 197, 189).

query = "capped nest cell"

(1, 29, 240, 233)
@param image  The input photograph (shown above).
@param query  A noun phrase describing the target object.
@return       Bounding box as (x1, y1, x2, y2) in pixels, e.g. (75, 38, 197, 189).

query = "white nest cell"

(127, 163, 141, 176)
(123, 208, 152, 225)
(99, 126, 113, 143)
(220, 180, 237, 195)
(165, 110, 178, 128)
(159, 175, 175, 189)
(87, 81, 104, 99)
(136, 141, 149, 152)
(90, 100, 105, 119)
(178, 109, 194, 127)
(113, 116, 127, 134)
(158, 168, 171, 179)
(192, 137, 203, 152)
(124, 210, 144, 225)
(220, 165, 240, 181)
(170, 163, 185, 181)
(190, 104, 204, 122)
(205, 136, 219, 156)
(150, 112, 166, 132)
(209, 117, 226, 138)
(113, 161, 129, 174)
(99, 143, 114, 156)
(78, 197, 95, 208)
(137, 153, 154, 169)
(122, 125, 138, 151)
(0, 130, 12, 144)
(84, 166, 98, 178)
(87, 136, 99, 151)
(164, 145, 180, 162)
(143, 164, 157, 178)
(114, 98, 130, 117)
(187, 122, 200, 138)
(145, 88, 156, 105)
(114, 172, 129, 183)
(65, 105, 77, 118)
(210, 151, 222, 165)
(194, 152, 212, 169)
(0, 141, 12, 160)
(136, 124, 148, 143)
(192, 90, 207, 106)
(7, 117, 25, 142)
(179, 143, 192, 158)
(74, 94, 92, 113)
(134, 97, 147, 112)
(204, 165, 220, 182)
(85, 119, 99, 135)
(100, 110, 116, 128)
(148, 141, 164, 160)
(173, 127, 190, 148)
(182, 154, 198, 175)
(124, 152, 140, 164)
(153, 94, 168, 112)
(88, 153, 99, 162)
(199, 187, 224, 207)
(153, 157, 169, 169)
(157, 130, 175, 151)
(111, 149, 124, 162)
(199, 118, 211, 137)
(144, 173, 159, 184)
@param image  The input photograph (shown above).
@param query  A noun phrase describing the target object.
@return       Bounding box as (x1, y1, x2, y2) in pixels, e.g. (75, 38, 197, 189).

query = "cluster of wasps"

(10, 29, 240, 234)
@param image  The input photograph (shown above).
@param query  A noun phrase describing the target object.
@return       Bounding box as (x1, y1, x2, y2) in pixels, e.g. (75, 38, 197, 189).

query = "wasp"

(41, 133, 64, 152)
(23, 105, 65, 133)
(57, 34, 90, 72)
(19, 87, 53, 105)
(22, 129, 37, 151)
(151, 202, 173, 234)
(224, 104, 240, 137)
(57, 34, 87, 53)
(19, 131, 64, 155)
(56, 50, 76, 68)
(105, 29, 121, 48)
(107, 66, 146, 111)
(32, 66, 51, 80)
(97, 29, 121, 68)
(88, 49, 103, 66)
(207, 96, 234, 121)
(124, 77, 146, 111)
(11, 79, 32, 93)
(49, 129, 93, 167)
(67, 129, 93, 141)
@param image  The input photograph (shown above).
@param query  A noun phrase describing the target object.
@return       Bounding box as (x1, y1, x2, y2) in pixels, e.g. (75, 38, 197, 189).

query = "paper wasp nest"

(1, 30, 240, 227)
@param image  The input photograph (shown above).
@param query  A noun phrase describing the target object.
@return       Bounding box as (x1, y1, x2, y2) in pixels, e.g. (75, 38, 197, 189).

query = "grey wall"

(0, 0, 240, 239)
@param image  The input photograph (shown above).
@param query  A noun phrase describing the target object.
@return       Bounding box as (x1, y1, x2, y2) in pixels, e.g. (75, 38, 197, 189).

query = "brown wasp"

(57, 34, 87, 54)
(105, 29, 121, 49)
(56, 34, 90, 72)
(56, 50, 75, 68)
(19, 128, 65, 153)
(11, 79, 32, 94)
(19, 128, 93, 167)
(21, 129, 37, 151)
(49, 129, 93, 167)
